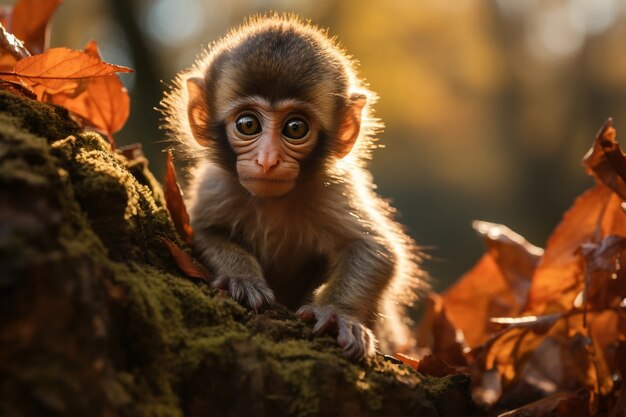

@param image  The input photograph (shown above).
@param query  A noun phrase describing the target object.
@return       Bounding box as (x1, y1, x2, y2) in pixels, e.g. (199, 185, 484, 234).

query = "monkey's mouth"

(240, 177, 296, 197)
(240, 177, 294, 183)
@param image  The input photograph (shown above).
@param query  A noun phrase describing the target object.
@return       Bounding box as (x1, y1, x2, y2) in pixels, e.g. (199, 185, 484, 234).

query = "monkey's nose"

(256, 156, 279, 173)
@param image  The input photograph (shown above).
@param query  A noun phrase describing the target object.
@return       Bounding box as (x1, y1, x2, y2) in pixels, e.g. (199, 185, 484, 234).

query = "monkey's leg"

(297, 239, 395, 360)
(194, 232, 274, 311)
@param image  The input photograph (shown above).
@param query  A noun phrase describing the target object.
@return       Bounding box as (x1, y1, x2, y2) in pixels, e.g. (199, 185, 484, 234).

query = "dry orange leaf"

(415, 292, 468, 365)
(583, 118, 626, 200)
(416, 355, 459, 378)
(48, 40, 130, 143)
(2, 47, 132, 97)
(159, 237, 209, 282)
(443, 222, 541, 348)
(527, 123, 626, 313)
(421, 121, 626, 415)
(394, 352, 419, 370)
(581, 235, 626, 311)
(11, 0, 62, 55)
(526, 185, 624, 312)
(164, 151, 193, 244)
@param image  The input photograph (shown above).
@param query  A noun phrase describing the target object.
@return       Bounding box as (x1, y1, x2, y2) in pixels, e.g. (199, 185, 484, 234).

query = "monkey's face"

(224, 98, 319, 198)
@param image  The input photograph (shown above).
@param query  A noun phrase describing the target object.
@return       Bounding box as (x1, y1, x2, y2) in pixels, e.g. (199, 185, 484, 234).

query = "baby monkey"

(163, 15, 424, 359)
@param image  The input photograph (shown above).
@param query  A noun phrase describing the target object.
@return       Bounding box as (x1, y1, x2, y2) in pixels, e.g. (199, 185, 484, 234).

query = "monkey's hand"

(213, 275, 275, 312)
(296, 304, 376, 360)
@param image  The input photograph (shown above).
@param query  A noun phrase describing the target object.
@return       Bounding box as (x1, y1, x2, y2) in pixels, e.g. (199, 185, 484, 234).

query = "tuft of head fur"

(160, 13, 382, 170)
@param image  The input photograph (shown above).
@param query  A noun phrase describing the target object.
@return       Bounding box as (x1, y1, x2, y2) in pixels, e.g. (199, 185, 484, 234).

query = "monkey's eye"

(282, 118, 309, 140)
(235, 114, 262, 136)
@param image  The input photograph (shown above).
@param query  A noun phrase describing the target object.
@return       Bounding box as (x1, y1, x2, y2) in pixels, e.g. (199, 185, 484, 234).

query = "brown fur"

(161, 14, 426, 357)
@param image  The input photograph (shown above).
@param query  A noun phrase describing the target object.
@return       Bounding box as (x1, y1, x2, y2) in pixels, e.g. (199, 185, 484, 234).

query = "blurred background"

(16, 0, 626, 290)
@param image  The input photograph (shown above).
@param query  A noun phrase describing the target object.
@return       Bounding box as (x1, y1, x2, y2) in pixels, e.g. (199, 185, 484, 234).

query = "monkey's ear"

(186, 77, 211, 146)
(337, 93, 367, 159)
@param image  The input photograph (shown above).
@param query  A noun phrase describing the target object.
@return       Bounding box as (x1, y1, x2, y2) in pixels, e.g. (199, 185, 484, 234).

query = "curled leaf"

(160, 237, 209, 282)
(394, 352, 419, 370)
(416, 355, 459, 378)
(583, 118, 626, 199)
(580, 235, 626, 312)
(443, 222, 539, 348)
(527, 185, 625, 312)
(164, 151, 193, 244)
(48, 40, 130, 144)
(474, 220, 542, 306)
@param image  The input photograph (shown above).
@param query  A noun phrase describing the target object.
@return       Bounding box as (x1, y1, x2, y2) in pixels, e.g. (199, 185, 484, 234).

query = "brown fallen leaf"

(11, 0, 62, 55)
(415, 291, 468, 365)
(416, 354, 459, 378)
(583, 118, 626, 200)
(484, 309, 619, 412)
(443, 222, 540, 348)
(394, 352, 460, 377)
(48, 40, 130, 145)
(580, 235, 626, 313)
(474, 221, 543, 306)
(164, 150, 193, 244)
(526, 185, 625, 312)
(420, 121, 626, 416)
(482, 325, 547, 389)
(159, 237, 209, 282)
(0, 47, 132, 98)
(394, 352, 419, 370)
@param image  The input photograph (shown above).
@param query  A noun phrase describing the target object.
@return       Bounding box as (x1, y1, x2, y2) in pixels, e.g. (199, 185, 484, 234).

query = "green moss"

(261, 338, 330, 417)
(0, 91, 80, 140)
(49, 132, 181, 270)
(0, 115, 57, 185)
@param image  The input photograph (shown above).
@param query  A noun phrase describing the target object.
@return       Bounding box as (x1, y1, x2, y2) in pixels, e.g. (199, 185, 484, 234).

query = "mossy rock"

(0, 91, 482, 417)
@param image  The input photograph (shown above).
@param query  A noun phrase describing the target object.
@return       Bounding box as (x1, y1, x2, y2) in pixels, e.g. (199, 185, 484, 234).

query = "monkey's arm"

(297, 237, 395, 359)
(193, 230, 275, 311)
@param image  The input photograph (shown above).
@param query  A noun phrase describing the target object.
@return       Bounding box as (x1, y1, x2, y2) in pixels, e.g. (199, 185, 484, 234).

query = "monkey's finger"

(337, 319, 356, 352)
(361, 328, 376, 358)
(224, 277, 274, 312)
(228, 279, 247, 303)
(355, 324, 377, 359)
(296, 305, 316, 322)
(253, 281, 275, 305)
(346, 324, 366, 359)
(242, 282, 264, 312)
(312, 308, 338, 336)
